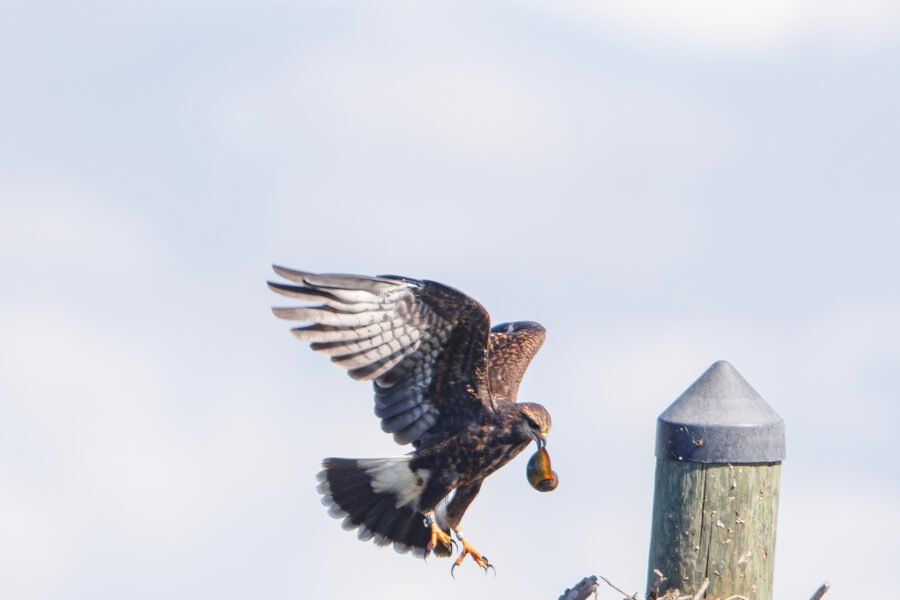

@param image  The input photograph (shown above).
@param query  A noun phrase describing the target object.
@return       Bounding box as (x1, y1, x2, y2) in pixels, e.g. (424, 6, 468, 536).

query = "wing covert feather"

(486, 321, 546, 402)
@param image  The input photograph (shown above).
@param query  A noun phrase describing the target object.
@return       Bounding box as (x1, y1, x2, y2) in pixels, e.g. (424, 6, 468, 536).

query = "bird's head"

(515, 402, 552, 449)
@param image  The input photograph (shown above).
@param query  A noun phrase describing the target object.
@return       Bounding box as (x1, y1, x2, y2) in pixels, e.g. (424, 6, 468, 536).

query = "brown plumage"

(269, 267, 553, 570)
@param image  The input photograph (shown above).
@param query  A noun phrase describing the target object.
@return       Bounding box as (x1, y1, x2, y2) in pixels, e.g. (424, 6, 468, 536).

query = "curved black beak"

(530, 431, 546, 449)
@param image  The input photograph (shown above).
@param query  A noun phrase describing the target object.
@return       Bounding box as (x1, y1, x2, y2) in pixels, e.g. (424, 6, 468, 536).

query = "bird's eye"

(525, 416, 540, 430)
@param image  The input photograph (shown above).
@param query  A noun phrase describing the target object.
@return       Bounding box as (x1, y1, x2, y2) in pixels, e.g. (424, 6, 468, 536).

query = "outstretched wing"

(486, 321, 546, 402)
(269, 266, 492, 446)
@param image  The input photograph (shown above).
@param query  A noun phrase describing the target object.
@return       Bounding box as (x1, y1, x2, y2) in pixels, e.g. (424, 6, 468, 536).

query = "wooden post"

(647, 361, 785, 600)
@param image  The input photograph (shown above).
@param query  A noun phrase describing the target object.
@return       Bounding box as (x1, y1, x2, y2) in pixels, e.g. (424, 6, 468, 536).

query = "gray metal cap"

(656, 360, 785, 464)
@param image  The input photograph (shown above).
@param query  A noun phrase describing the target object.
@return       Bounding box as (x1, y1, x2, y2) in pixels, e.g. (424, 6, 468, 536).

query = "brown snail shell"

(526, 447, 559, 492)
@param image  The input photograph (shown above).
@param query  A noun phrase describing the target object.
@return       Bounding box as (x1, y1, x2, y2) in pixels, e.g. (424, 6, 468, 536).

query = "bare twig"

(558, 575, 598, 600)
(574, 570, 808, 600)
(809, 582, 831, 600)
(652, 569, 666, 599)
(690, 578, 710, 600)
(598, 575, 639, 600)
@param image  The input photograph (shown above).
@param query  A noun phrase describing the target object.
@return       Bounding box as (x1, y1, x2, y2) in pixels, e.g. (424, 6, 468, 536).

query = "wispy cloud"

(521, 0, 900, 55)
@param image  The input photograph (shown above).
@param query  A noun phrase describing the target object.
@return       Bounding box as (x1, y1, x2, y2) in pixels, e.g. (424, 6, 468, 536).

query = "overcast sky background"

(2, 1, 899, 599)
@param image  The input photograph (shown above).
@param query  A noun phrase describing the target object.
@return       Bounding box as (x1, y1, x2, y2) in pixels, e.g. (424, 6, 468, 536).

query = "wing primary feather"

(294, 322, 399, 342)
(381, 405, 428, 432)
(310, 333, 385, 356)
(272, 306, 389, 327)
(347, 347, 409, 381)
(300, 273, 401, 294)
(330, 337, 420, 370)
(331, 344, 395, 370)
(267, 281, 337, 301)
(273, 265, 405, 294)
(392, 412, 437, 445)
(267, 282, 381, 312)
(373, 396, 420, 419)
(309, 328, 421, 357)
(272, 265, 314, 282)
(321, 287, 385, 304)
(290, 325, 357, 342)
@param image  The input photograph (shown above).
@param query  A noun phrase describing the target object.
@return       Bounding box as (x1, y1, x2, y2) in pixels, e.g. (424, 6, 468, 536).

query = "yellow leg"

(451, 535, 494, 576)
(426, 521, 454, 555)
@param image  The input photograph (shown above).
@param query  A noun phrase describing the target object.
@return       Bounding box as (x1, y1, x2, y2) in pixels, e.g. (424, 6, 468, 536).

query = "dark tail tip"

(317, 457, 440, 559)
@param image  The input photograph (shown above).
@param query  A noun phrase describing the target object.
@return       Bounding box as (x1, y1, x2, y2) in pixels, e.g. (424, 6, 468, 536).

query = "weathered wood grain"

(647, 460, 781, 600)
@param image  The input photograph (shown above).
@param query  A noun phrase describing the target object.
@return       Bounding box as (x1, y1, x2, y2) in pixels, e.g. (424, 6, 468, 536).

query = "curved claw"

(426, 522, 454, 558)
(449, 554, 491, 578)
(450, 537, 494, 576)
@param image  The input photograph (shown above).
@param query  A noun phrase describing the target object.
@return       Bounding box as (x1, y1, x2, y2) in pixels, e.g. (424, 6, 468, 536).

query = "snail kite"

(269, 266, 553, 573)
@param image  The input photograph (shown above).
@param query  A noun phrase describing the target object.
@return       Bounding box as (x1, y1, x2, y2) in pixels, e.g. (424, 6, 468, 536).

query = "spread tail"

(316, 457, 452, 558)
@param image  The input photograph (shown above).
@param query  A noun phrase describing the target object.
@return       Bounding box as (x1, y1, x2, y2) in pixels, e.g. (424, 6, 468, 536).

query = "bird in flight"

(269, 266, 555, 574)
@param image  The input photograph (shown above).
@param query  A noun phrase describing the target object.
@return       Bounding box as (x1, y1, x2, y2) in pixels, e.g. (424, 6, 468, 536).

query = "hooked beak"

(530, 431, 546, 449)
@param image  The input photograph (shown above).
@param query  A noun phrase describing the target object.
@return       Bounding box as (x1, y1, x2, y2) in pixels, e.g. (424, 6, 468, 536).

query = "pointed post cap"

(656, 360, 785, 464)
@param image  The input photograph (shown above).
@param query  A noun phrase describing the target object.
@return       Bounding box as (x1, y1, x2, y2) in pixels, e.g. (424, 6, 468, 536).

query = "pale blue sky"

(2, 2, 899, 598)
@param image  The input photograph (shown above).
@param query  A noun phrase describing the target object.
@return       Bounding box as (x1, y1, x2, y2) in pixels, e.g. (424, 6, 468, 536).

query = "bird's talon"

(477, 556, 493, 574)
(427, 522, 453, 556)
(450, 537, 493, 575)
